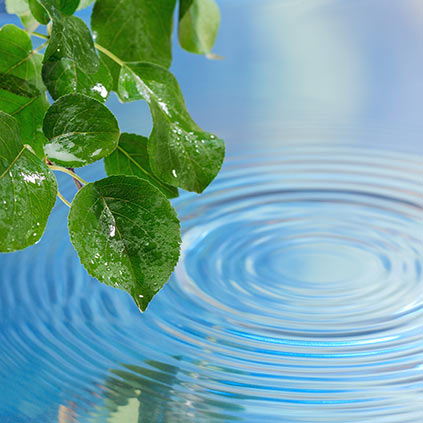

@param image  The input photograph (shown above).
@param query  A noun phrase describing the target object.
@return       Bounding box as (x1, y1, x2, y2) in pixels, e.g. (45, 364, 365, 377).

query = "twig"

(57, 191, 71, 208)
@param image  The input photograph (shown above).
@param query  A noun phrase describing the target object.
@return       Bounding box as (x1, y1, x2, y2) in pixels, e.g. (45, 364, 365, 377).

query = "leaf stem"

(48, 165, 88, 186)
(67, 167, 83, 190)
(29, 31, 49, 40)
(94, 43, 125, 67)
(33, 40, 49, 54)
(57, 191, 71, 208)
(28, 31, 125, 69)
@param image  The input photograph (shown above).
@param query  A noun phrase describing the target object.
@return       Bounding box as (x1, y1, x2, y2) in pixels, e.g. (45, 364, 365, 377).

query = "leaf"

(0, 25, 41, 82)
(178, 0, 220, 55)
(42, 93, 120, 167)
(0, 112, 57, 253)
(68, 175, 181, 311)
(104, 133, 178, 199)
(0, 87, 48, 160)
(0, 25, 49, 158)
(28, 0, 50, 24)
(55, 0, 80, 15)
(91, 0, 176, 89)
(0, 74, 40, 99)
(42, 57, 112, 102)
(38, 0, 99, 73)
(118, 62, 224, 193)
(35, 0, 80, 16)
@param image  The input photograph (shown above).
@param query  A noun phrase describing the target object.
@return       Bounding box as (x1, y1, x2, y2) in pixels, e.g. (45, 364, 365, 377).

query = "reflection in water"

(90, 359, 243, 422)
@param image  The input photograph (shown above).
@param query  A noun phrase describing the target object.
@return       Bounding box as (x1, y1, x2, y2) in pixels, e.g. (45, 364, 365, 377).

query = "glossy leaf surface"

(42, 57, 112, 102)
(38, 0, 99, 73)
(0, 25, 48, 157)
(28, 0, 50, 24)
(34, 0, 80, 16)
(104, 133, 178, 199)
(68, 175, 181, 311)
(178, 0, 220, 54)
(118, 62, 225, 193)
(42, 93, 119, 167)
(0, 112, 57, 252)
(91, 0, 176, 88)
(0, 25, 43, 88)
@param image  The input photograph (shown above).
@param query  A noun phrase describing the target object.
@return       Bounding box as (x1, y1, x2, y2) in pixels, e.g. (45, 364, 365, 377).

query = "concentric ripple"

(0, 146, 422, 423)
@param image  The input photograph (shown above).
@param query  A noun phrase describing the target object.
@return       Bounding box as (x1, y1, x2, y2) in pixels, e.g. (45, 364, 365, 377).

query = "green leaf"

(68, 175, 181, 311)
(28, 0, 50, 24)
(0, 88, 48, 160)
(42, 93, 120, 167)
(178, 0, 220, 55)
(0, 112, 57, 253)
(0, 74, 40, 99)
(35, 0, 80, 16)
(42, 57, 112, 102)
(118, 62, 224, 193)
(0, 25, 41, 82)
(55, 0, 80, 15)
(104, 133, 178, 199)
(38, 0, 99, 73)
(91, 0, 176, 89)
(0, 25, 49, 158)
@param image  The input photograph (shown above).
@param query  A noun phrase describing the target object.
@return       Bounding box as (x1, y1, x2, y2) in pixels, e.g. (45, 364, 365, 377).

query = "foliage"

(0, 0, 223, 311)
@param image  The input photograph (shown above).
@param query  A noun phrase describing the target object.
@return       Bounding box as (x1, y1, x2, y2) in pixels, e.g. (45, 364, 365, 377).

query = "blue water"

(0, 147, 422, 422)
(1, 1, 423, 422)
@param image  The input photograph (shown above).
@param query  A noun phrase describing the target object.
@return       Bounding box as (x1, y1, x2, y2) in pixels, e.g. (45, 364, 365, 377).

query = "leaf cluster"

(1, 0, 223, 311)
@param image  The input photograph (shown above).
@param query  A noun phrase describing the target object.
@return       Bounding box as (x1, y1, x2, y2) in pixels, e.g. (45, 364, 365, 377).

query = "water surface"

(0, 147, 422, 422)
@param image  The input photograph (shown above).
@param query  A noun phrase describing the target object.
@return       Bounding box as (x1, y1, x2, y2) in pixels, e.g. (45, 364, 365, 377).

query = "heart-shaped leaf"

(68, 175, 181, 311)
(42, 93, 120, 167)
(0, 25, 48, 158)
(178, 0, 220, 55)
(38, 0, 99, 73)
(42, 57, 112, 102)
(0, 112, 57, 252)
(91, 0, 176, 89)
(118, 62, 225, 193)
(104, 133, 178, 199)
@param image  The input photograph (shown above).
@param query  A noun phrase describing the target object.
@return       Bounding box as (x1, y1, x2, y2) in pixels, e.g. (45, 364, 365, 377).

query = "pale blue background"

(1, 0, 421, 155)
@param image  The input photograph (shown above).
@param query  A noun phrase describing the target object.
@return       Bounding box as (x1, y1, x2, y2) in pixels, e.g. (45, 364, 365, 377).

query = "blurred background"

(108, 0, 423, 155)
